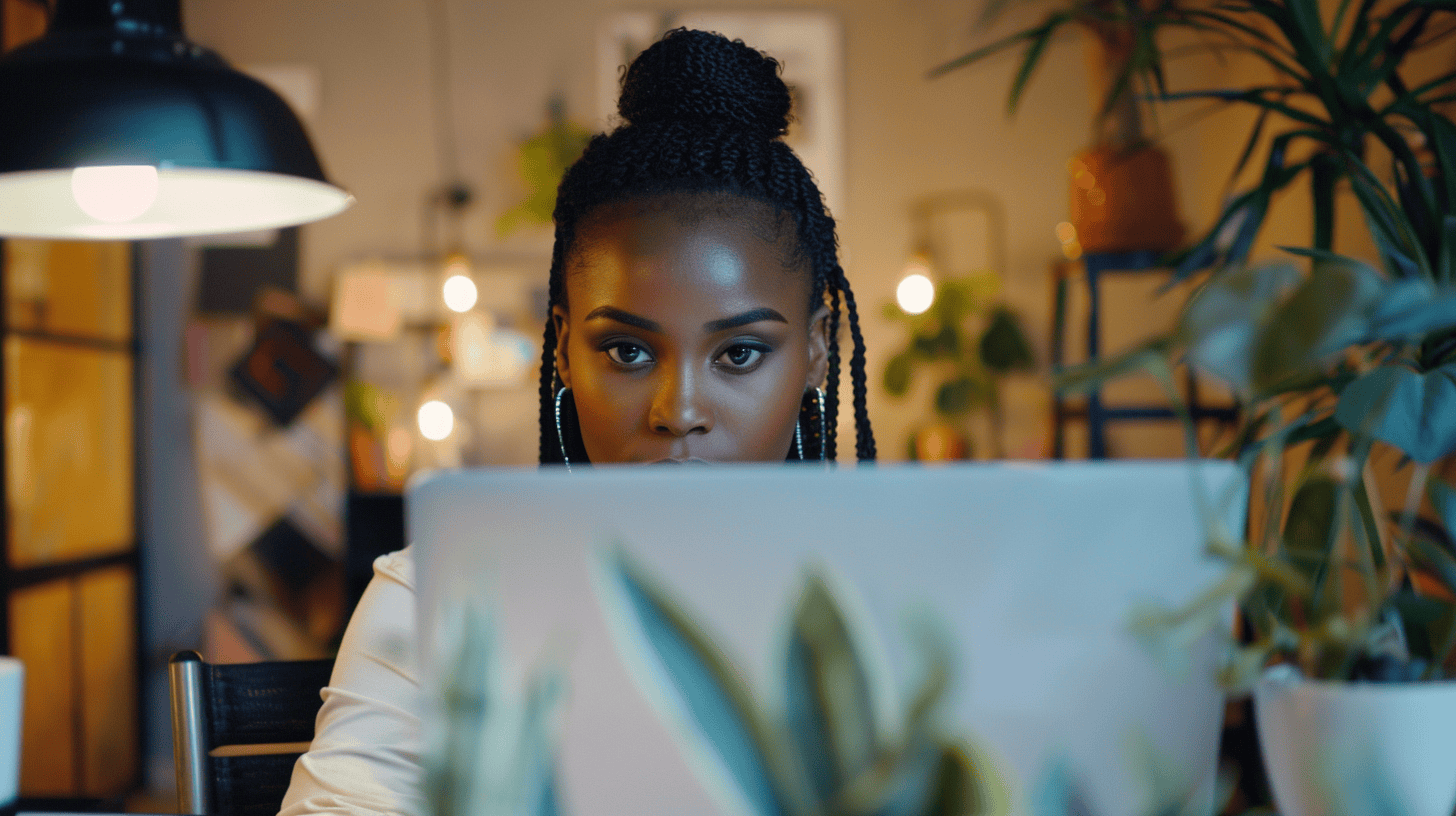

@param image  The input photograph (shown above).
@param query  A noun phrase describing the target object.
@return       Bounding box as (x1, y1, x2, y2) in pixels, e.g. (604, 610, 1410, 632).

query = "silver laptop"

(410, 461, 1245, 816)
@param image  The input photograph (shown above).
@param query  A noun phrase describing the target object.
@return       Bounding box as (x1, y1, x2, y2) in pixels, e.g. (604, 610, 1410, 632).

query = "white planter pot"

(1255, 670, 1456, 816)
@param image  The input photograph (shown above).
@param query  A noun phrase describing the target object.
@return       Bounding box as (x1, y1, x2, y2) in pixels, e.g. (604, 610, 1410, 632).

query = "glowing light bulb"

(418, 400, 454, 441)
(443, 274, 478, 313)
(70, 166, 160, 223)
(897, 273, 935, 315)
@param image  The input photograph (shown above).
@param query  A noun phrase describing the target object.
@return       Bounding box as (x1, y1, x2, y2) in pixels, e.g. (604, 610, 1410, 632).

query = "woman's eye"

(718, 344, 766, 369)
(605, 342, 652, 366)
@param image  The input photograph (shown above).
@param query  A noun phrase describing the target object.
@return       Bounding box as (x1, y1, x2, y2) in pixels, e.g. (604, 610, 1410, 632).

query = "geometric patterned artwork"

(229, 318, 337, 426)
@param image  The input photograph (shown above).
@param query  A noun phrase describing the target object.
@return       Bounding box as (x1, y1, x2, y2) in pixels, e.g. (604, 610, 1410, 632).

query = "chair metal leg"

(170, 651, 211, 815)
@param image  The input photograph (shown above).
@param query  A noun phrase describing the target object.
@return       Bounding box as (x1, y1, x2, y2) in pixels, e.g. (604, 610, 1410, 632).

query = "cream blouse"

(278, 547, 424, 816)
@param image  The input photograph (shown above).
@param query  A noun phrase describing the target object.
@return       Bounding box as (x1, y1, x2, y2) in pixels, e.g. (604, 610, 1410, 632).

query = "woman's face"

(554, 196, 828, 464)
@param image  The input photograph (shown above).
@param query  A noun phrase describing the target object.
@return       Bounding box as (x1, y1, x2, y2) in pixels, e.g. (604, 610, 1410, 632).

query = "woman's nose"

(649, 364, 712, 437)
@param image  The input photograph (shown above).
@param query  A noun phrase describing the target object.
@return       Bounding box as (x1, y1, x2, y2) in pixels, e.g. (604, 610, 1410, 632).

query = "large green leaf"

(934, 376, 988, 416)
(1334, 362, 1456, 462)
(1054, 337, 1173, 396)
(1407, 536, 1456, 601)
(1249, 258, 1384, 393)
(915, 745, 995, 816)
(978, 307, 1035, 373)
(1431, 478, 1456, 538)
(598, 549, 799, 816)
(884, 352, 914, 398)
(1029, 759, 1096, 816)
(1415, 104, 1456, 226)
(1008, 13, 1073, 115)
(1178, 262, 1303, 393)
(1286, 0, 1333, 66)
(1343, 150, 1429, 278)
(1441, 215, 1456, 284)
(1283, 476, 1338, 594)
(1365, 278, 1456, 340)
(783, 573, 879, 808)
(912, 325, 961, 360)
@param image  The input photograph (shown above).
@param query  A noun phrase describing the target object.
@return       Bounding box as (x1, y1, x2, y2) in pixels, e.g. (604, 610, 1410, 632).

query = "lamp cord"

(422, 0, 470, 255)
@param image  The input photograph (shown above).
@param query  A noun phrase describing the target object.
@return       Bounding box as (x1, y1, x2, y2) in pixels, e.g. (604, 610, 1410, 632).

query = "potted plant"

(1056, 0, 1456, 810)
(931, 0, 1193, 252)
(881, 271, 1036, 459)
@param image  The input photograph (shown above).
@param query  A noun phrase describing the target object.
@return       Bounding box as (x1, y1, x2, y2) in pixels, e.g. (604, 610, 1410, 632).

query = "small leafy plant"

(422, 601, 566, 816)
(597, 547, 1005, 816)
(598, 546, 1234, 815)
(882, 273, 1035, 459)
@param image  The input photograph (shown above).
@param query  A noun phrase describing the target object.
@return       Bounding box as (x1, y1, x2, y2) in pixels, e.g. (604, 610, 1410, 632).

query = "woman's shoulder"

(373, 545, 415, 591)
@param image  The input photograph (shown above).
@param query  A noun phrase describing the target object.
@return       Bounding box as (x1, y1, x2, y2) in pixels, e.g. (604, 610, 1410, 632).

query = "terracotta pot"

(1068, 144, 1185, 254)
(1255, 669, 1456, 816)
(911, 423, 970, 461)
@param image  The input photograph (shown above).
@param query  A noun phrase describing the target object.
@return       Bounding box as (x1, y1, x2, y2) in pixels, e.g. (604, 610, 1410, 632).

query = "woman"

(278, 27, 874, 816)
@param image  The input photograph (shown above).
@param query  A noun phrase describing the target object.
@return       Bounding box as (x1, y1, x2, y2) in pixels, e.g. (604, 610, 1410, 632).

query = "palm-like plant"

(932, 0, 1192, 147)
(1062, 0, 1456, 686)
(1165, 0, 1456, 282)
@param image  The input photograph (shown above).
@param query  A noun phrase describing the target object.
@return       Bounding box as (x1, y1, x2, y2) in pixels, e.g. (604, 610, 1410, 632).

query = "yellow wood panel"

(6, 339, 133, 567)
(2, 0, 47, 52)
(4, 241, 131, 342)
(79, 567, 137, 795)
(10, 580, 76, 794)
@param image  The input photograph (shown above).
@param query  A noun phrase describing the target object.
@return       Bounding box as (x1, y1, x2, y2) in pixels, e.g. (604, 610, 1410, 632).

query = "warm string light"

(443, 274, 478, 313)
(418, 399, 454, 440)
(1055, 220, 1082, 260)
(896, 253, 936, 315)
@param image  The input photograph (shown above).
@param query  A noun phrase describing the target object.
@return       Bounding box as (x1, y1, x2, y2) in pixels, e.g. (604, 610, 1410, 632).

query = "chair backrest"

(169, 650, 335, 816)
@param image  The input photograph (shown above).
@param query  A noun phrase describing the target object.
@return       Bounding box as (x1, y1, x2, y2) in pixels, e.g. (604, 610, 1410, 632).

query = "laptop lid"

(410, 460, 1245, 816)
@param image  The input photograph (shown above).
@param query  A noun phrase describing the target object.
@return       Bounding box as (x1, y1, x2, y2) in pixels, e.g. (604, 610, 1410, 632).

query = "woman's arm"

(278, 547, 425, 816)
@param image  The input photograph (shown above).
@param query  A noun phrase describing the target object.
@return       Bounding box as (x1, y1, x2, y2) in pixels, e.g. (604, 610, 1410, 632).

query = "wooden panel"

(4, 241, 131, 342)
(5, 339, 134, 567)
(10, 580, 76, 794)
(79, 567, 137, 795)
(2, 0, 47, 52)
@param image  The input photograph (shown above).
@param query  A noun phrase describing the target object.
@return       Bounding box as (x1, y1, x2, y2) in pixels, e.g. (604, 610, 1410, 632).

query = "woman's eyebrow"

(704, 308, 788, 333)
(583, 306, 662, 333)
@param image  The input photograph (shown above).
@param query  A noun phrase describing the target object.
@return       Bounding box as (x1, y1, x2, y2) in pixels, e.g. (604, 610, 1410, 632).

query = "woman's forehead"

(564, 193, 810, 308)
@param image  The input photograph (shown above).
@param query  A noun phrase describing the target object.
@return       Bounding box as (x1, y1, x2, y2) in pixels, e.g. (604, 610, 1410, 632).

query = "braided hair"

(538, 28, 875, 463)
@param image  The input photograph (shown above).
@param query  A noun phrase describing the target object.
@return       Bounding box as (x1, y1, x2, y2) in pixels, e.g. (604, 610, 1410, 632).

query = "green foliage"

(422, 602, 564, 816)
(344, 379, 395, 433)
(1104, 252, 1456, 684)
(881, 273, 1035, 456)
(930, 0, 1188, 135)
(495, 102, 592, 238)
(1056, 0, 1456, 686)
(1162, 0, 1456, 282)
(598, 546, 1010, 816)
(980, 308, 1036, 374)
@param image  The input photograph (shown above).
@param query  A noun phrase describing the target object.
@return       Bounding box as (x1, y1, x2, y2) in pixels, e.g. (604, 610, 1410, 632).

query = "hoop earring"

(554, 386, 572, 470)
(795, 413, 804, 461)
(814, 386, 827, 462)
(798, 387, 827, 462)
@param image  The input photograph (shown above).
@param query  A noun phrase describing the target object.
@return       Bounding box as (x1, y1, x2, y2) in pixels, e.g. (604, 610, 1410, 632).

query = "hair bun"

(617, 28, 791, 139)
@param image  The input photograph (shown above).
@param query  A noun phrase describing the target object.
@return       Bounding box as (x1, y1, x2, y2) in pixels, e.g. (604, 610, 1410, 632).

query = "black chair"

(168, 650, 335, 816)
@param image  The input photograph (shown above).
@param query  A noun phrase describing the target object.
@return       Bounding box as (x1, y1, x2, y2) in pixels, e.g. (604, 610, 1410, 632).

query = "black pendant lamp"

(0, 0, 353, 239)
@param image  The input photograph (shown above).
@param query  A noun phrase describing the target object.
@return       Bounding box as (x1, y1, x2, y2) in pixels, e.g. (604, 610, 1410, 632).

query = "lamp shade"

(0, 0, 353, 239)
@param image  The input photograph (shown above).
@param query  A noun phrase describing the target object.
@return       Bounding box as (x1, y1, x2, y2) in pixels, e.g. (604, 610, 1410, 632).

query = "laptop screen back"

(410, 460, 1245, 816)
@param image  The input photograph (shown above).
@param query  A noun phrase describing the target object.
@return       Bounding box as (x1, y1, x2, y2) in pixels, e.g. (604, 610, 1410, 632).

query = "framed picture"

(597, 9, 846, 218)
